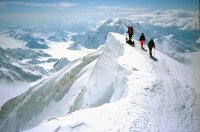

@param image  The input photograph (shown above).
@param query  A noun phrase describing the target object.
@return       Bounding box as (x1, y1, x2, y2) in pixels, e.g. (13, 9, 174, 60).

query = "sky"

(0, 0, 199, 26)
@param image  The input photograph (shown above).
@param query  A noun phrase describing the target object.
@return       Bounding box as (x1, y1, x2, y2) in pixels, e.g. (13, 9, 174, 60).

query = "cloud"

(80, 12, 106, 15)
(153, 10, 197, 17)
(0, 80, 30, 107)
(95, 5, 146, 14)
(130, 9, 199, 30)
(96, 6, 121, 10)
(0, 34, 26, 49)
(0, 1, 76, 8)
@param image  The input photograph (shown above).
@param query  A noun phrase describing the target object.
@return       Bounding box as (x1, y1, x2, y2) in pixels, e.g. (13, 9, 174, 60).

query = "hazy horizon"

(0, 0, 199, 27)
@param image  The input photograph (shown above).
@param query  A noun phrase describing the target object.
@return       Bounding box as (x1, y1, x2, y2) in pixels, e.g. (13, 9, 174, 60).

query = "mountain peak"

(0, 32, 199, 132)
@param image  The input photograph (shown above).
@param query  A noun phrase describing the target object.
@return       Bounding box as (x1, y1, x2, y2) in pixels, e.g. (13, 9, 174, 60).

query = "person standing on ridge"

(139, 32, 145, 48)
(126, 26, 134, 46)
(127, 26, 134, 41)
(148, 39, 155, 57)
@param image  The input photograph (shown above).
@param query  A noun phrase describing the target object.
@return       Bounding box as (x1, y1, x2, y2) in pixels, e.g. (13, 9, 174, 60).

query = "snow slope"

(0, 32, 199, 132)
(71, 18, 200, 65)
(71, 18, 151, 49)
(0, 33, 130, 132)
(22, 33, 199, 132)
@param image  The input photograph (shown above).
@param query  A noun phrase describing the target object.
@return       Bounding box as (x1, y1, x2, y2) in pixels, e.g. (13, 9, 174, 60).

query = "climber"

(148, 39, 155, 57)
(126, 26, 134, 46)
(127, 26, 134, 40)
(139, 32, 145, 48)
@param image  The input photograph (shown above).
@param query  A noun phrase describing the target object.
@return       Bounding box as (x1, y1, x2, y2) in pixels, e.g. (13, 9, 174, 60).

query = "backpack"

(148, 39, 155, 48)
(130, 26, 133, 34)
(128, 26, 133, 35)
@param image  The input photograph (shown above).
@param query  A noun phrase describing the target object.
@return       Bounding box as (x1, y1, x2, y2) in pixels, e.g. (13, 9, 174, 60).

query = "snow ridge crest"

(0, 32, 130, 132)
(83, 32, 128, 107)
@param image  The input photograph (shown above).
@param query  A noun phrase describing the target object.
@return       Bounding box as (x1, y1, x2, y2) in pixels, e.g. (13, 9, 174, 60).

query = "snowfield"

(0, 33, 199, 132)
(42, 41, 94, 61)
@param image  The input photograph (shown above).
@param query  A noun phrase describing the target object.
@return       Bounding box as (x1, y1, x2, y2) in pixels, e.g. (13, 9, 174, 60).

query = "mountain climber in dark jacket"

(127, 26, 134, 40)
(139, 33, 145, 48)
(148, 39, 155, 56)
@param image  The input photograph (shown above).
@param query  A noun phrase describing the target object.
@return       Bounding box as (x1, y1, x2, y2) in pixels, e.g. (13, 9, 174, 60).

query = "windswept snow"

(71, 18, 199, 65)
(0, 33, 130, 132)
(0, 33, 199, 132)
(82, 33, 129, 107)
(22, 33, 199, 132)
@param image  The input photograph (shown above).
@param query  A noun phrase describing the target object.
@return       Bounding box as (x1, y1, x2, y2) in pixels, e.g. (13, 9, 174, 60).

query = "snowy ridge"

(0, 52, 99, 132)
(71, 18, 151, 49)
(82, 33, 129, 107)
(0, 33, 130, 132)
(52, 57, 70, 71)
(22, 33, 199, 132)
(71, 18, 200, 65)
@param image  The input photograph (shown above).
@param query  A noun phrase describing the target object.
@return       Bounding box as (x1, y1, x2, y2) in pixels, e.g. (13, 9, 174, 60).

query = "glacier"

(0, 32, 199, 132)
(0, 47, 50, 82)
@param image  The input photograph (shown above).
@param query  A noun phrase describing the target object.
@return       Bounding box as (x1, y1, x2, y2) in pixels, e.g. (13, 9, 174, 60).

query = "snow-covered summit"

(71, 18, 151, 49)
(0, 33, 199, 132)
(71, 17, 200, 64)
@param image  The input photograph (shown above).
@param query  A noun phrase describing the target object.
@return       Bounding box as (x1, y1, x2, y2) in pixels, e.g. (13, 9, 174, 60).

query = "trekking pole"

(154, 48, 155, 55)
